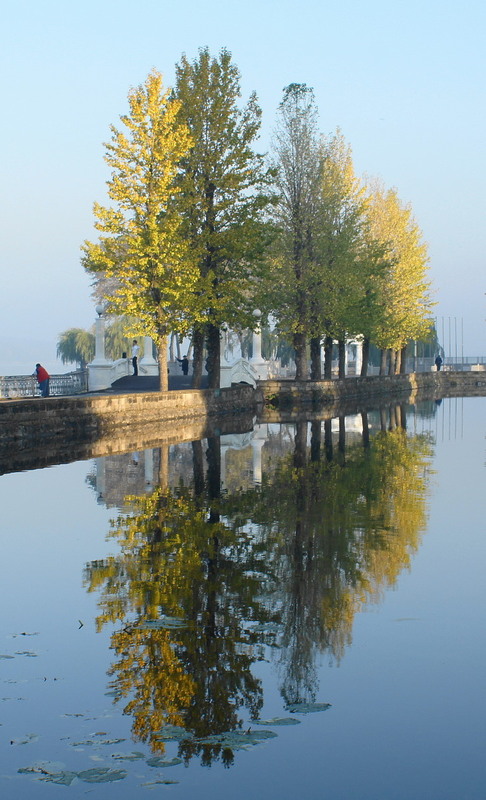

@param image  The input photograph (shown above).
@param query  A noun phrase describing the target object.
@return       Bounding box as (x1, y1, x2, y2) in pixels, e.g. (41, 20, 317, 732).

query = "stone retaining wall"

(259, 371, 486, 407)
(0, 385, 257, 453)
(1, 372, 485, 465)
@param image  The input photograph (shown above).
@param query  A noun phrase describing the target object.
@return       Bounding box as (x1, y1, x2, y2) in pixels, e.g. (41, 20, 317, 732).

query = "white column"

(249, 309, 268, 380)
(355, 340, 363, 376)
(91, 306, 109, 365)
(88, 306, 114, 390)
(140, 336, 158, 375)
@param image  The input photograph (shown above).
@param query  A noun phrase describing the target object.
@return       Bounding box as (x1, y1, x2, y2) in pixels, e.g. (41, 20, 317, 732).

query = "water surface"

(1, 397, 485, 799)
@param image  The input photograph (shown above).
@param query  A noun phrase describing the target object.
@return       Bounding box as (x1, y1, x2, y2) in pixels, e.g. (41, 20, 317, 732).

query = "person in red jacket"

(34, 363, 50, 397)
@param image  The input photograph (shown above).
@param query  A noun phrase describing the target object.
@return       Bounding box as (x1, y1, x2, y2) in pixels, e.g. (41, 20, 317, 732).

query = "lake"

(1, 396, 485, 799)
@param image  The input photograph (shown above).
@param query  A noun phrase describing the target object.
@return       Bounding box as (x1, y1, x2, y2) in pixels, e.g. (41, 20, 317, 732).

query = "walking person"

(176, 355, 189, 375)
(132, 340, 140, 376)
(34, 363, 50, 397)
(435, 354, 443, 371)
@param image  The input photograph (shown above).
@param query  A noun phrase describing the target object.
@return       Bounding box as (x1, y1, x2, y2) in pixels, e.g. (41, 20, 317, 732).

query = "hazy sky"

(1, 0, 484, 373)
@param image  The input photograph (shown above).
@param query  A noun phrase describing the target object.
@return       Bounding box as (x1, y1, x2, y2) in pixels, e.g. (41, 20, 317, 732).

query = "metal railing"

(0, 371, 88, 399)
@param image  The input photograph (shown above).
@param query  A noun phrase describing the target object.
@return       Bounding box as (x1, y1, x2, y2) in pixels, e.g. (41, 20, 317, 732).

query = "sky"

(1, 0, 484, 375)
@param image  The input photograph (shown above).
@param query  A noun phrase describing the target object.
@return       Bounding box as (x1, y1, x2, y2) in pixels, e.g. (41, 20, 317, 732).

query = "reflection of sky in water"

(0, 397, 485, 799)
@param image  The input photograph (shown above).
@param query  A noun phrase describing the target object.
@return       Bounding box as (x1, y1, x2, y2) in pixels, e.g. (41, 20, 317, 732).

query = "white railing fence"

(0, 371, 88, 399)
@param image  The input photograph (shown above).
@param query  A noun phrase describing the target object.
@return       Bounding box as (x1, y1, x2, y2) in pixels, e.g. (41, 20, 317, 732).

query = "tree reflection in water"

(84, 406, 433, 765)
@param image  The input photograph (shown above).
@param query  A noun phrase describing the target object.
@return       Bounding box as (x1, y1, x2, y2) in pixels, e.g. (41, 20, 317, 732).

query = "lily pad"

(146, 756, 182, 768)
(287, 702, 332, 714)
(39, 770, 78, 785)
(196, 729, 278, 750)
(254, 717, 301, 726)
(154, 724, 193, 741)
(141, 616, 187, 630)
(10, 733, 39, 745)
(111, 751, 145, 761)
(78, 767, 127, 783)
(143, 779, 179, 786)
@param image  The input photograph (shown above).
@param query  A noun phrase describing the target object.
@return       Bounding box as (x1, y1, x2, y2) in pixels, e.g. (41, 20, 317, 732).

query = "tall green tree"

(82, 70, 201, 391)
(270, 83, 323, 380)
(173, 47, 273, 388)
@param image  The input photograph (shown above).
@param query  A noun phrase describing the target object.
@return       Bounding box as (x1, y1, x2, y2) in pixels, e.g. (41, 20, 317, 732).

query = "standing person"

(435, 354, 443, 371)
(132, 340, 140, 376)
(34, 363, 50, 397)
(176, 355, 189, 375)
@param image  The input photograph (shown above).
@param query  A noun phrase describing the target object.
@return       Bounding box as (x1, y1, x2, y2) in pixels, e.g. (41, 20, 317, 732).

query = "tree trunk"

(293, 332, 308, 380)
(379, 348, 388, 375)
(388, 348, 396, 375)
(191, 326, 204, 388)
(157, 336, 168, 392)
(338, 339, 346, 379)
(310, 336, 321, 380)
(399, 345, 407, 374)
(360, 336, 370, 377)
(323, 335, 333, 379)
(206, 323, 221, 389)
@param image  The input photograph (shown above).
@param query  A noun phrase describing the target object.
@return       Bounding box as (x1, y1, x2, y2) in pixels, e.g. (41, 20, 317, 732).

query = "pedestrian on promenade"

(176, 355, 189, 375)
(34, 363, 50, 397)
(435, 354, 443, 371)
(132, 340, 140, 376)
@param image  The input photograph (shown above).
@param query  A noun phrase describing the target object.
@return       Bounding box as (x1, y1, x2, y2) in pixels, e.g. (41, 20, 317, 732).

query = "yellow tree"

(365, 181, 433, 374)
(82, 70, 201, 391)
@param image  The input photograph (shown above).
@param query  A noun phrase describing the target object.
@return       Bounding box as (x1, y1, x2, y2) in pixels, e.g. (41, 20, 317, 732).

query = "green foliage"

(57, 328, 95, 368)
(82, 70, 202, 390)
(173, 47, 275, 385)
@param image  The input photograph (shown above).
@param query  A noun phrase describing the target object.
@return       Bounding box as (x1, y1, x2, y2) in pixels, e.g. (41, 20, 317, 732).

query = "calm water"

(1, 397, 485, 799)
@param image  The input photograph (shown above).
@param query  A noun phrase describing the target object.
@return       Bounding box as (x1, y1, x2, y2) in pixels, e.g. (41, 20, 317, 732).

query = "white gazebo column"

(249, 309, 268, 380)
(87, 305, 113, 391)
(140, 336, 159, 375)
(355, 340, 363, 376)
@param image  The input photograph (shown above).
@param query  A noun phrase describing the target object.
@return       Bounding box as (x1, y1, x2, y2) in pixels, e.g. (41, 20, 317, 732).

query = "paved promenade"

(110, 373, 209, 392)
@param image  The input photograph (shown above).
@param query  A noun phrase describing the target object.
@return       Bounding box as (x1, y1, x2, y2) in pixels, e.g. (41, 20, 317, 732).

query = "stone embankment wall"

(1, 372, 485, 473)
(259, 371, 486, 407)
(0, 386, 256, 453)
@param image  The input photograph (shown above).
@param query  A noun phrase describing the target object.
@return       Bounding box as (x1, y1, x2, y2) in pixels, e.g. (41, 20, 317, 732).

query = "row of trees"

(82, 48, 433, 390)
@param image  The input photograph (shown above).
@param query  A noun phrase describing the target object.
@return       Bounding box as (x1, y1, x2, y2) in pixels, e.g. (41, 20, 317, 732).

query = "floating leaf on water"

(39, 770, 77, 785)
(78, 767, 127, 783)
(15, 651, 38, 657)
(254, 717, 301, 726)
(146, 756, 182, 768)
(111, 751, 145, 761)
(154, 724, 193, 741)
(11, 733, 39, 745)
(196, 729, 277, 750)
(141, 616, 187, 630)
(142, 779, 179, 786)
(287, 702, 332, 714)
(18, 761, 76, 784)
(0, 654, 14, 659)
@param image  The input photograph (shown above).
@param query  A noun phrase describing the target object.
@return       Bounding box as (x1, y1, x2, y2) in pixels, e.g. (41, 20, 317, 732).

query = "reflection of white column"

(251, 439, 265, 485)
(144, 448, 154, 490)
(95, 457, 106, 503)
(220, 445, 229, 492)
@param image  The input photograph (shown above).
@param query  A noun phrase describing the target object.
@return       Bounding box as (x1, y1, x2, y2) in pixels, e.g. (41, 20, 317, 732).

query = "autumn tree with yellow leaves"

(82, 70, 203, 391)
